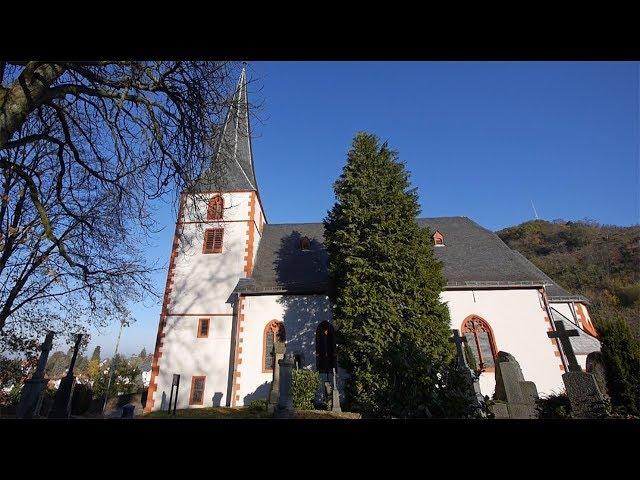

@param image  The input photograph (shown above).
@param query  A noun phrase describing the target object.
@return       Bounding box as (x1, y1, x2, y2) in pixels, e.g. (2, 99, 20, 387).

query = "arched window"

(300, 236, 311, 250)
(207, 195, 224, 220)
(263, 320, 285, 372)
(315, 321, 336, 374)
(461, 315, 498, 371)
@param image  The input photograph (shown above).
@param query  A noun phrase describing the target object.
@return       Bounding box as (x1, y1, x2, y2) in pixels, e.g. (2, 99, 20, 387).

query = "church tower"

(145, 67, 266, 412)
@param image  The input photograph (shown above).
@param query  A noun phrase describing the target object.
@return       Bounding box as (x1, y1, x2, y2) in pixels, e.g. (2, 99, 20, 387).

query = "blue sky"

(84, 61, 639, 358)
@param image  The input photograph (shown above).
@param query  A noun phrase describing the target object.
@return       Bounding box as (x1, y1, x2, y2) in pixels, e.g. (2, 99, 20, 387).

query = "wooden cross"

(451, 329, 469, 369)
(547, 320, 581, 372)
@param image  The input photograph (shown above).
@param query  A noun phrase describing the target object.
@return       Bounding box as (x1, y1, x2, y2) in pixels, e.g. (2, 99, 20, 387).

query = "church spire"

(193, 65, 258, 192)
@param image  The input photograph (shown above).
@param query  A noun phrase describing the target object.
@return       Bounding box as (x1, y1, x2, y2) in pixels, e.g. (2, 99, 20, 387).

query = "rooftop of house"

(234, 216, 588, 304)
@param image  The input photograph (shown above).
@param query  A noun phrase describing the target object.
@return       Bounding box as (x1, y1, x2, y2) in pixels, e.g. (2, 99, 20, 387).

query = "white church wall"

(441, 288, 566, 397)
(154, 314, 234, 410)
(149, 191, 265, 411)
(236, 294, 339, 406)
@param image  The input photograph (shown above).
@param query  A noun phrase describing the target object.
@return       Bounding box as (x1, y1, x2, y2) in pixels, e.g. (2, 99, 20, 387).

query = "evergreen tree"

(139, 347, 147, 358)
(324, 132, 454, 418)
(598, 317, 640, 416)
(91, 346, 101, 362)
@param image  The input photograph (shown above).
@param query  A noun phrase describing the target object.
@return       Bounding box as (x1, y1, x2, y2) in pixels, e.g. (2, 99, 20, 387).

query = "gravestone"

(49, 333, 83, 419)
(492, 351, 539, 419)
(275, 352, 295, 418)
(450, 329, 486, 417)
(267, 341, 286, 414)
(16, 331, 55, 419)
(586, 351, 608, 399)
(548, 322, 606, 418)
(330, 368, 342, 412)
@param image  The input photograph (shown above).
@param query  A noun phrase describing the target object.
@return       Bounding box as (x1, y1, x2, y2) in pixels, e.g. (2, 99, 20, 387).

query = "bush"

(536, 392, 571, 418)
(598, 318, 640, 416)
(291, 369, 319, 410)
(246, 399, 267, 413)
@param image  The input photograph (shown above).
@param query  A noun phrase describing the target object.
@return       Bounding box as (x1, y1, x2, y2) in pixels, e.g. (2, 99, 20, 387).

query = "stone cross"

(451, 329, 468, 370)
(267, 340, 286, 414)
(16, 331, 55, 418)
(49, 333, 83, 419)
(547, 320, 581, 372)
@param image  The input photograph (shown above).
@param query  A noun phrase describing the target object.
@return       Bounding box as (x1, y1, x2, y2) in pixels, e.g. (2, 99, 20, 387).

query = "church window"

(433, 230, 445, 246)
(207, 195, 224, 220)
(461, 315, 498, 371)
(189, 376, 206, 405)
(263, 320, 286, 372)
(197, 318, 210, 338)
(300, 236, 311, 250)
(203, 228, 224, 254)
(315, 321, 337, 374)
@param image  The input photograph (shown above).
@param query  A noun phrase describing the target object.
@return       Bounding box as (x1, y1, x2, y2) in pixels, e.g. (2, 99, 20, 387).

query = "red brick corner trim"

(144, 193, 186, 414)
(539, 288, 567, 373)
(230, 295, 247, 407)
(575, 303, 598, 337)
(243, 192, 257, 277)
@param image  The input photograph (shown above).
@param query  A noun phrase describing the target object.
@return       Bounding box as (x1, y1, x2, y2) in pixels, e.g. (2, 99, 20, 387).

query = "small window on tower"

(207, 195, 224, 220)
(433, 230, 445, 246)
(197, 318, 210, 338)
(203, 228, 224, 254)
(300, 236, 311, 250)
(189, 376, 206, 405)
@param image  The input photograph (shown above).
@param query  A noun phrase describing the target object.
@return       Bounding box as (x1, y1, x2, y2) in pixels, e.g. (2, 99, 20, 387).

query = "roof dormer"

(433, 230, 445, 247)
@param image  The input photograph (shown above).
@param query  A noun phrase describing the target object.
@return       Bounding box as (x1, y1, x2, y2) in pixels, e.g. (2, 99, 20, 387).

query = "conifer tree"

(139, 347, 147, 358)
(91, 346, 101, 362)
(324, 132, 454, 418)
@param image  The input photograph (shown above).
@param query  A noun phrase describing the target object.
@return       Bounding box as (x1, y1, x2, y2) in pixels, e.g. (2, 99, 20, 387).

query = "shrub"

(291, 369, 319, 410)
(246, 399, 268, 413)
(598, 317, 640, 416)
(536, 392, 571, 418)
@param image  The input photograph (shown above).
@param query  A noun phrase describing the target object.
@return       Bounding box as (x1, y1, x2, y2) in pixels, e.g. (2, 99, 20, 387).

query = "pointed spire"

(193, 65, 258, 192)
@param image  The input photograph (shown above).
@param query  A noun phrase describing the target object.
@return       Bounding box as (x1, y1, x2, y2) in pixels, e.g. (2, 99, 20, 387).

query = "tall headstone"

(49, 333, 83, 419)
(267, 341, 286, 414)
(549, 322, 607, 418)
(451, 329, 486, 417)
(586, 351, 608, 399)
(492, 351, 539, 419)
(16, 331, 55, 419)
(275, 352, 295, 418)
(331, 368, 342, 413)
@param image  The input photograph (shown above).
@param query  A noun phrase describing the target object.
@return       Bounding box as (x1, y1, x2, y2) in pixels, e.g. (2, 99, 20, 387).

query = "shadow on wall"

(272, 230, 347, 403)
(212, 391, 224, 407)
(154, 215, 246, 410)
(243, 382, 271, 404)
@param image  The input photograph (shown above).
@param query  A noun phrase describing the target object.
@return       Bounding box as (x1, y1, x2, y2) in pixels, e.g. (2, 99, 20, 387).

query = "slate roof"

(191, 67, 258, 193)
(235, 216, 589, 304)
(550, 307, 601, 353)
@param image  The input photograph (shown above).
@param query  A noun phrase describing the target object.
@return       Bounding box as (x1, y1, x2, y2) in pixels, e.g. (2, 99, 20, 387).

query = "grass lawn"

(143, 406, 360, 419)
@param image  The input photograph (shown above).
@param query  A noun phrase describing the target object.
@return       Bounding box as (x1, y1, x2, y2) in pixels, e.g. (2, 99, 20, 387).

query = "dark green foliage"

(598, 317, 640, 416)
(45, 351, 70, 377)
(536, 393, 571, 418)
(291, 369, 319, 410)
(463, 343, 478, 371)
(71, 384, 93, 415)
(247, 398, 268, 413)
(498, 219, 640, 334)
(92, 357, 140, 399)
(139, 347, 147, 358)
(431, 362, 486, 418)
(324, 132, 454, 418)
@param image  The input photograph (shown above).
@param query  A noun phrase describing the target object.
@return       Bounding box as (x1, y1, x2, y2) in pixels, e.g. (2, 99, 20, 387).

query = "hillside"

(497, 219, 640, 334)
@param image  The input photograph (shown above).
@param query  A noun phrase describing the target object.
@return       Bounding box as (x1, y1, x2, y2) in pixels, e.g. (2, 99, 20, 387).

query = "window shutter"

(203, 228, 224, 254)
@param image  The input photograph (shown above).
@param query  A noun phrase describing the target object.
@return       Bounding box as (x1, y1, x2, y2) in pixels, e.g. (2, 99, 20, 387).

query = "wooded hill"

(497, 220, 640, 335)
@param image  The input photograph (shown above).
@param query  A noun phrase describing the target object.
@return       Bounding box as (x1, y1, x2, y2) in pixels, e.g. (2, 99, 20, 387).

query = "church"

(144, 68, 601, 413)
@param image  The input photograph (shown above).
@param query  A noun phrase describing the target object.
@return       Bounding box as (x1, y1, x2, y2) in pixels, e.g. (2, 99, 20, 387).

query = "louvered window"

(203, 228, 224, 254)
